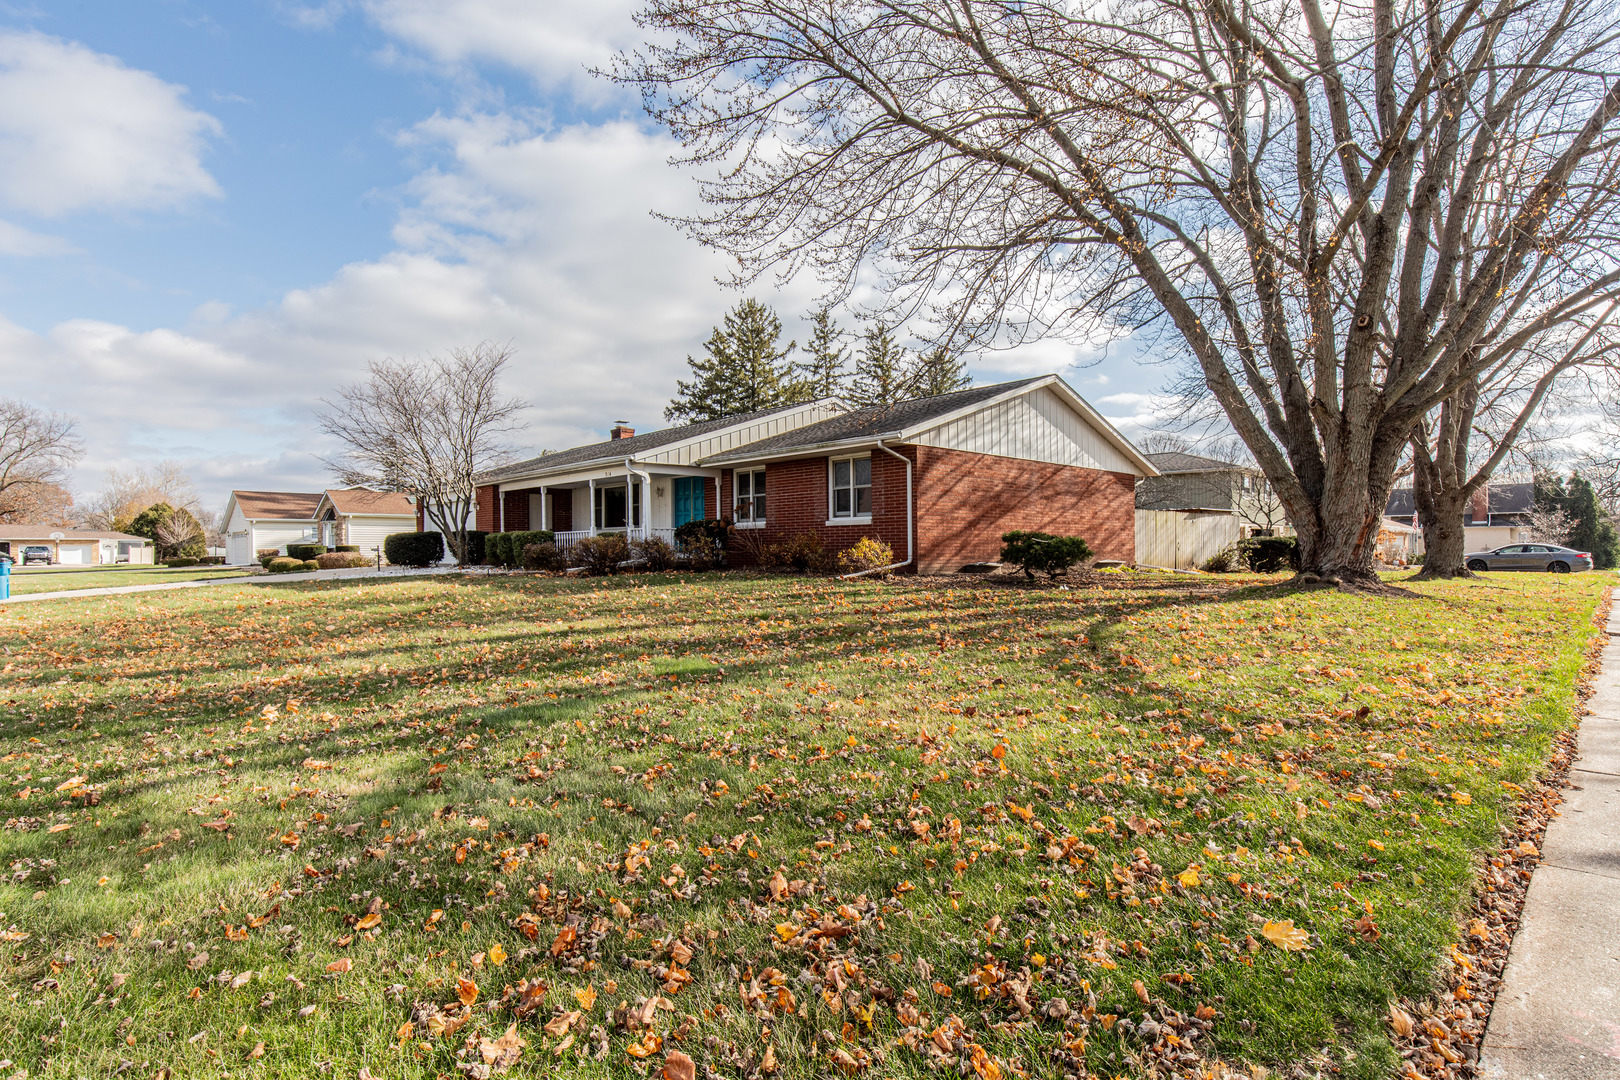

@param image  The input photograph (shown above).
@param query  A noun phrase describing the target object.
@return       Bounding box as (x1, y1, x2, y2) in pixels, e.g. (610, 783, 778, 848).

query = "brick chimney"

(610, 421, 635, 440)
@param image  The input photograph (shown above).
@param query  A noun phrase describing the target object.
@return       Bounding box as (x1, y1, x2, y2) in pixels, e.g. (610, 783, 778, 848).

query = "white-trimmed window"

(829, 455, 872, 520)
(593, 482, 641, 530)
(734, 469, 767, 525)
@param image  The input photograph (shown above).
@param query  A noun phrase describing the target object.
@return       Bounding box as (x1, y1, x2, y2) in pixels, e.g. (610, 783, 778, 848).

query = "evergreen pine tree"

(1564, 474, 1620, 569)
(909, 344, 972, 398)
(794, 307, 849, 400)
(848, 323, 914, 408)
(665, 299, 796, 422)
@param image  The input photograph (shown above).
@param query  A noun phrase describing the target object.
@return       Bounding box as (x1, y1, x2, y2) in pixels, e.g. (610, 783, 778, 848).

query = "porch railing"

(551, 527, 678, 555)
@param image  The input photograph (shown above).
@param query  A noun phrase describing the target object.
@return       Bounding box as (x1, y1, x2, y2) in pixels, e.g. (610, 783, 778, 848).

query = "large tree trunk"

(1409, 382, 1481, 580)
(1413, 488, 1472, 579)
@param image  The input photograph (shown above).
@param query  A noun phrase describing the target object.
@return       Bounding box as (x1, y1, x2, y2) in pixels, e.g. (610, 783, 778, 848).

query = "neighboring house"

(223, 488, 416, 565)
(476, 375, 1157, 574)
(1136, 451, 1290, 535)
(1385, 483, 1535, 551)
(0, 528, 152, 565)
(312, 489, 418, 553)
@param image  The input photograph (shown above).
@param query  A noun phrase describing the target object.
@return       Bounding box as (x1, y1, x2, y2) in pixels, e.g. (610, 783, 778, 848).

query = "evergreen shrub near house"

(163, 558, 200, 568)
(456, 531, 488, 566)
(1201, 545, 1246, 573)
(999, 530, 1093, 581)
(674, 518, 734, 551)
(680, 536, 725, 571)
(335, 545, 360, 553)
(385, 531, 445, 568)
(315, 552, 367, 569)
(266, 557, 304, 573)
(286, 544, 327, 561)
(486, 530, 555, 567)
(521, 542, 566, 572)
(571, 534, 629, 575)
(198, 556, 226, 565)
(258, 554, 280, 569)
(1238, 535, 1300, 573)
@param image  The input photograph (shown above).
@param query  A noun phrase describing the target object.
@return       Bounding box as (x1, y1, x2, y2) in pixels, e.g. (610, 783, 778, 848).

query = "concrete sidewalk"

(1479, 608, 1620, 1078)
(1, 564, 468, 604)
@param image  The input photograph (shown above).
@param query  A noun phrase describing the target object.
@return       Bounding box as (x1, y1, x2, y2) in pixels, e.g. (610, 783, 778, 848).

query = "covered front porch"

(494, 464, 718, 554)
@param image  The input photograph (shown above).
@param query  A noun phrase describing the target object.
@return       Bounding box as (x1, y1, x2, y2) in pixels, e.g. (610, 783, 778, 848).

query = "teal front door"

(672, 478, 702, 527)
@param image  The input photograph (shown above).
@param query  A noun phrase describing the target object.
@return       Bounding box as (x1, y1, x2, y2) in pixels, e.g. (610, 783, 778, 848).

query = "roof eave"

(700, 433, 904, 467)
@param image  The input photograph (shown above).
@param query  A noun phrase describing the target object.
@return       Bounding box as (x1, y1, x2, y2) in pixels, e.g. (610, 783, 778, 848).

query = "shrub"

(458, 530, 488, 566)
(315, 552, 367, 569)
(258, 554, 280, 569)
(197, 555, 226, 565)
(571, 534, 629, 575)
(1201, 545, 1247, 573)
(675, 518, 734, 551)
(761, 532, 824, 571)
(680, 535, 725, 571)
(485, 530, 554, 567)
(335, 545, 359, 553)
(256, 548, 279, 559)
(163, 557, 200, 568)
(286, 544, 327, 561)
(1238, 535, 1299, 573)
(521, 541, 566, 572)
(385, 531, 445, 567)
(999, 530, 1093, 581)
(633, 536, 679, 571)
(838, 536, 896, 577)
(266, 557, 304, 573)
(300, 560, 321, 571)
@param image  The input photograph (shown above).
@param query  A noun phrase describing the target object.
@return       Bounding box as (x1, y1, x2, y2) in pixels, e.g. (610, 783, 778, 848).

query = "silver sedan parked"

(1464, 544, 1593, 573)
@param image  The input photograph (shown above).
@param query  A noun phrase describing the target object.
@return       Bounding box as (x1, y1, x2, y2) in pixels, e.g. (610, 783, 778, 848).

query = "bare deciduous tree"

(0, 399, 81, 517)
(317, 342, 526, 564)
(0, 481, 74, 526)
(79, 461, 202, 532)
(618, 0, 1620, 587)
(1410, 312, 1618, 577)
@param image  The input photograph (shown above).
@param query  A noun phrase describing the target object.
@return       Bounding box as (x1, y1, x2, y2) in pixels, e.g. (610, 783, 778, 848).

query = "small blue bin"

(0, 557, 11, 601)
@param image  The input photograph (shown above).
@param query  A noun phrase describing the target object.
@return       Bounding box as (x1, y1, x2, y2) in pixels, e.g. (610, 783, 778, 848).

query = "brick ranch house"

(475, 376, 1155, 574)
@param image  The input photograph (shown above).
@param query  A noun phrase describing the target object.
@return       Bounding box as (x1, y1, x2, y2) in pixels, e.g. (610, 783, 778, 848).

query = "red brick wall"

(714, 445, 1134, 574)
(475, 485, 498, 533)
(720, 451, 911, 569)
(500, 489, 532, 532)
(550, 490, 573, 532)
(913, 445, 1135, 572)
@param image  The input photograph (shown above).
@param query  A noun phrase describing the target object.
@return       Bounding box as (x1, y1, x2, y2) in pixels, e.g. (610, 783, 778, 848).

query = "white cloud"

(0, 31, 222, 216)
(0, 217, 75, 256)
(359, 0, 642, 98)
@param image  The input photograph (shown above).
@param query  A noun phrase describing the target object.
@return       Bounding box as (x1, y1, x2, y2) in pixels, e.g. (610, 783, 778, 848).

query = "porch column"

(539, 486, 548, 531)
(498, 486, 506, 532)
(587, 479, 597, 537)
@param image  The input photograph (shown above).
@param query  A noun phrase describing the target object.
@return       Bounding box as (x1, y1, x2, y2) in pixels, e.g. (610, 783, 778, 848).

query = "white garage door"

(58, 545, 88, 565)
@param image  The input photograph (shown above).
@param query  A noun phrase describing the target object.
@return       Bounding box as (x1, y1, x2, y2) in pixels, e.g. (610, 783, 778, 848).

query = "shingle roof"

(0, 528, 146, 541)
(1385, 482, 1535, 518)
(322, 489, 414, 516)
(1386, 488, 1416, 518)
(231, 490, 323, 520)
(701, 379, 1044, 464)
(1145, 450, 1252, 474)
(480, 401, 820, 483)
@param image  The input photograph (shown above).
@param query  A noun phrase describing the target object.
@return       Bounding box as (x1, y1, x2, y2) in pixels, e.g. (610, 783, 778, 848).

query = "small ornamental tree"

(999, 531, 1092, 581)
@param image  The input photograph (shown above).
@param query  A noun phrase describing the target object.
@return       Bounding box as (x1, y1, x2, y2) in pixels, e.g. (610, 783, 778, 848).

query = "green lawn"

(0, 569, 1604, 1078)
(6, 565, 253, 595)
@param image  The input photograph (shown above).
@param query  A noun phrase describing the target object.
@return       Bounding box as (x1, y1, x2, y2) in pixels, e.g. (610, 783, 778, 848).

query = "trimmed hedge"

(163, 557, 200, 568)
(287, 543, 327, 560)
(315, 552, 368, 569)
(521, 541, 565, 572)
(485, 530, 555, 567)
(266, 557, 305, 573)
(459, 530, 488, 566)
(335, 544, 360, 553)
(384, 531, 444, 567)
(197, 555, 226, 565)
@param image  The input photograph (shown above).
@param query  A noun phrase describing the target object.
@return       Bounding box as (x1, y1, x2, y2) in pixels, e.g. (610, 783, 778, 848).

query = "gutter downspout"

(842, 442, 914, 579)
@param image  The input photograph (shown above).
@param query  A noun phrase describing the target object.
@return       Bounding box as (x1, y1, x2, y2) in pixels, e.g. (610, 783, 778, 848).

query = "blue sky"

(0, 1, 1175, 511)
